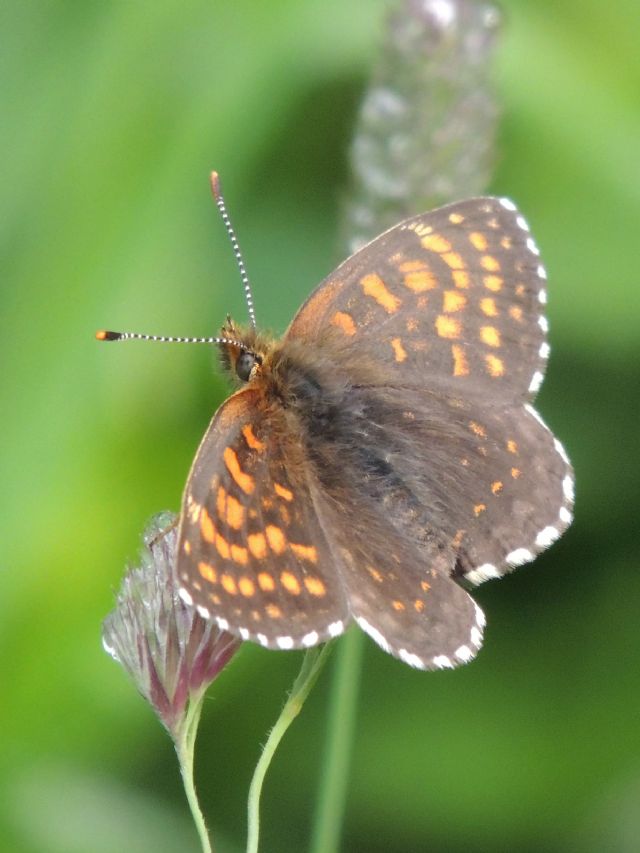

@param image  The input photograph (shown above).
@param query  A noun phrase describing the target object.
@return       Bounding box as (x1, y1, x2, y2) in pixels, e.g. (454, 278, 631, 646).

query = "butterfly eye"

(236, 350, 258, 382)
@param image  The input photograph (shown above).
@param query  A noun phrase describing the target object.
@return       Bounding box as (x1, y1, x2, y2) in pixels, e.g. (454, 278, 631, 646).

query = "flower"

(102, 512, 240, 737)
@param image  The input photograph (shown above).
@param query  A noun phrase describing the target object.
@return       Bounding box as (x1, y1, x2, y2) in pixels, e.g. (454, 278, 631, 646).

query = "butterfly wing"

(308, 476, 487, 670)
(286, 196, 572, 576)
(176, 388, 350, 649)
(304, 382, 573, 586)
(287, 197, 549, 403)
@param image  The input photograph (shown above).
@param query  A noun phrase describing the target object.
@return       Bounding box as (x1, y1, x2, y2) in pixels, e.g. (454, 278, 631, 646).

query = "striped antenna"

(96, 172, 256, 348)
(95, 329, 247, 349)
(210, 171, 257, 328)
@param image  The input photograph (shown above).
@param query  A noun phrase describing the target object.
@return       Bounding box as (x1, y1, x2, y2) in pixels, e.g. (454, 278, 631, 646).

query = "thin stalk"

(175, 688, 213, 853)
(309, 627, 365, 853)
(246, 644, 333, 853)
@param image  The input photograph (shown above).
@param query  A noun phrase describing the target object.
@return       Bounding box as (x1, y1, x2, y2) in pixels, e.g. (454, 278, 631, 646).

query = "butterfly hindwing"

(176, 388, 350, 649)
(308, 487, 486, 670)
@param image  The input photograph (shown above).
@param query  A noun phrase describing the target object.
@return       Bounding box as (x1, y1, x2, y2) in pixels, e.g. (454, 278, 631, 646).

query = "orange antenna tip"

(209, 171, 221, 200)
(95, 329, 119, 341)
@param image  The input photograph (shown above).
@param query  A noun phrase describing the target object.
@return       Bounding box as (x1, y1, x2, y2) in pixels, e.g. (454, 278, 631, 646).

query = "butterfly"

(99, 174, 573, 670)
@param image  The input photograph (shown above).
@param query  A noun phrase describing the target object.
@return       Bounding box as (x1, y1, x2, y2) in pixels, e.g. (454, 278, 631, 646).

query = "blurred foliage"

(1, 1, 639, 851)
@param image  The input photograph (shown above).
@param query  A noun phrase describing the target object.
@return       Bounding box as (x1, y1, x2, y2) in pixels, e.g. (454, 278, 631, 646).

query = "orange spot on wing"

(411, 223, 433, 237)
(224, 447, 254, 494)
(501, 236, 512, 249)
(392, 600, 405, 611)
(279, 504, 291, 525)
(414, 599, 425, 612)
(422, 233, 452, 253)
(452, 269, 470, 288)
(509, 305, 523, 321)
(483, 275, 503, 292)
(225, 494, 245, 530)
(480, 297, 498, 317)
(421, 580, 431, 592)
(404, 270, 437, 292)
(231, 544, 249, 565)
(390, 337, 407, 362)
(360, 273, 401, 313)
(183, 541, 191, 555)
(481, 255, 500, 272)
(266, 603, 282, 619)
(451, 344, 469, 377)
(220, 574, 237, 595)
(480, 326, 501, 347)
(485, 354, 505, 377)
(216, 533, 231, 560)
(266, 524, 287, 554)
(442, 251, 465, 270)
(399, 259, 427, 272)
(367, 566, 384, 583)
(511, 467, 521, 479)
(258, 571, 276, 591)
(290, 543, 318, 563)
(507, 440, 518, 454)
(469, 421, 487, 438)
(443, 290, 467, 312)
(469, 231, 488, 251)
(238, 576, 255, 596)
(491, 481, 504, 495)
(200, 508, 216, 543)
(242, 424, 266, 452)
(304, 576, 326, 597)
(473, 503, 486, 516)
(281, 571, 301, 595)
(248, 532, 268, 560)
(198, 562, 217, 583)
(331, 311, 356, 336)
(448, 212, 464, 224)
(274, 482, 294, 502)
(436, 315, 461, 339)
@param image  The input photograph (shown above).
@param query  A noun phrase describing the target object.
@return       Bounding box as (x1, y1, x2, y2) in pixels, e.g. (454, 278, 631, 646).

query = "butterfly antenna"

(95, 329, 248, 349)
(209, 171, 257, 329)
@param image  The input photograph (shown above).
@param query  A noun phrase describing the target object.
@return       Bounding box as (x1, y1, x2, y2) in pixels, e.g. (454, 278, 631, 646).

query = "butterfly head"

(218, 317, 276, 386)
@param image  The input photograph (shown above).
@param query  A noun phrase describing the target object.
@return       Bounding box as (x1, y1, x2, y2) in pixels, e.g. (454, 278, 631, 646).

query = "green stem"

(246, 644, 333, 853)
(309, 627, 364, 853)
(175, 688, 213, 853)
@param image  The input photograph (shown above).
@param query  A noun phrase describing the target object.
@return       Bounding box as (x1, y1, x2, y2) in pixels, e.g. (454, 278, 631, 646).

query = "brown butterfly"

(98, 173, 573, 670)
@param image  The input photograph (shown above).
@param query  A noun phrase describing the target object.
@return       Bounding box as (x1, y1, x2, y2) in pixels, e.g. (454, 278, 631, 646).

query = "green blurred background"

(2, 1, 639, 851)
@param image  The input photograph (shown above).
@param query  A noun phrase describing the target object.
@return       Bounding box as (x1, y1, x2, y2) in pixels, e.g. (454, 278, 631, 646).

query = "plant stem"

(246, 644, 333, 853)
(175, 689, 213, 853)
(309, 627, 364, 853)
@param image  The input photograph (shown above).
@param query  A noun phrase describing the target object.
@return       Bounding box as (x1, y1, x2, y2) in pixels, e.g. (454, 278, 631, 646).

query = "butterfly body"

(175, 197, 574, 670)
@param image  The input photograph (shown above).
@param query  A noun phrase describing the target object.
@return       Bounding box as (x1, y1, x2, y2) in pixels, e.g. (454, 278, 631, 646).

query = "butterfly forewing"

(176, 388, 349, 649)
(287, 197, 549, 402)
